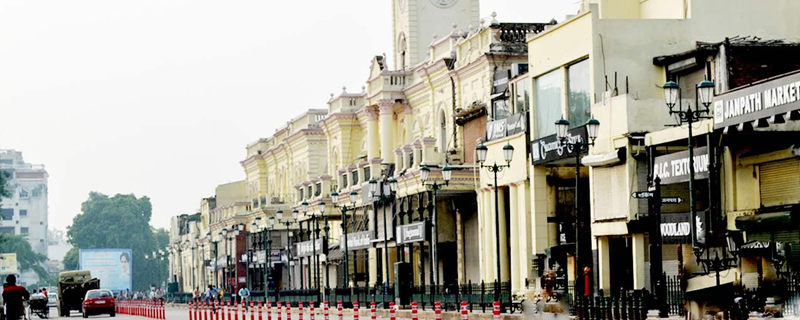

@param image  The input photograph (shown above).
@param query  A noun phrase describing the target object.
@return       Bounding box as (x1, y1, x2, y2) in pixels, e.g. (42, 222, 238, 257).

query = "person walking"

(3, 275, 30, 320)
(193, 287, 201, 302)
(237, 286, 250, 311)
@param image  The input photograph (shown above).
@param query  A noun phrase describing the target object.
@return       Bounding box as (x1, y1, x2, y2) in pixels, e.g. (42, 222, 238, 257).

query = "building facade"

(0, 149, 49, 255)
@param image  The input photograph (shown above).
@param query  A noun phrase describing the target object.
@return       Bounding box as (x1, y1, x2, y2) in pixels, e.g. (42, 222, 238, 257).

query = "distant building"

(0, 149, 49, 255)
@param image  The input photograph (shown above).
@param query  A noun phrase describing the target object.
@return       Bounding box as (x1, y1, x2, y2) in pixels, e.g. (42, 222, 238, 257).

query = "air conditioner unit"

(511, 63, 529, 78)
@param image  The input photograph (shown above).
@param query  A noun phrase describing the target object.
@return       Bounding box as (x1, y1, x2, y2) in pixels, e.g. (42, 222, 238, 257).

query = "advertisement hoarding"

(79, 249, 133, 293)
(0, 253, 18, 275)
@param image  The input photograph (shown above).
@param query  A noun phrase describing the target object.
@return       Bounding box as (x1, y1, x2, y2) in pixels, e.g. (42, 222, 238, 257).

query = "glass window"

(341, 174, 348, 188)
(534, 69, 563, 138)
(19, 210, 27, 217)
(20, 227, 29, 234)
(315, 183, 322, 197)
(298, 189, 304, 201)
(307, 186, 313, 199)
(19, 190, 28, 198)
(351, 170, 359, 185)
(363, 167, 370, 181)
(567, 59, 591, 128)
(0, 209, 12, 220)
(515, 77, 532, 114)
(492, 99, 510, 120)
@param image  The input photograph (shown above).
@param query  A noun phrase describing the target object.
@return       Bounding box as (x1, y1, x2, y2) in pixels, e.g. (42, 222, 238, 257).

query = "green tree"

(67, 192, 167, 291)
(62, 247, 79, 270)
(0, 170, 10, 200)
(0, 234, 49, 280)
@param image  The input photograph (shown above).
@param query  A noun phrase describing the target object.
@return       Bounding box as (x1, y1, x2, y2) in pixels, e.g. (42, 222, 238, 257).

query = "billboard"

(80, 249, 132, 292)
(0, 253, 18, 275)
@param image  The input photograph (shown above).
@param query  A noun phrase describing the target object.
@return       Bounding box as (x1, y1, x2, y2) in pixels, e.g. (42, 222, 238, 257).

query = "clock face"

(429, 0, 458, 8)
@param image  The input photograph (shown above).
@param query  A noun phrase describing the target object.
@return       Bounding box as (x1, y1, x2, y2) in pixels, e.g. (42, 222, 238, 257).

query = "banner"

(343, 231, 373, 251)
(395, 222, 427, 245)
(714, 71, 800, 130)
(652, 147, 709, 185)
(79, 249, 132, 293)
(0, 253, 18, 275)
(531, 126, 588, 165)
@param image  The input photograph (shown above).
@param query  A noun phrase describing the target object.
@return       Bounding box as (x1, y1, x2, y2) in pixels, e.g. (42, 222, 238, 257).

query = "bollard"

(228, 300, 233, 320)
(323, 301, 329, 320)
(267, 300, 271, 320)
(299, 302, 304, 320)
(277, 302, 282, 320)
(251, 301, 256, 320)
(336, 301, 343, 320)
(411, 302, 418, 320)
(203, 301, 208, 320)
(310, 302, 316, 320)
(389, 302, 395, 320)
(259, 301, 263, 320)
(370, 302, 376, 320)
(434, 302, 442, 320)
(460, 301, 468, 320)
(353, 301, 359, 320)
(286, 302, 292, 320)
(492, 301, 500, 320)
(190, 301, 195, 320)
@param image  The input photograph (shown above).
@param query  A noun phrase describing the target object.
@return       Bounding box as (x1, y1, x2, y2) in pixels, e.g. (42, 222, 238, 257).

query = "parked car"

(48, 292, 58, 308)
(82, 289, 115, 318)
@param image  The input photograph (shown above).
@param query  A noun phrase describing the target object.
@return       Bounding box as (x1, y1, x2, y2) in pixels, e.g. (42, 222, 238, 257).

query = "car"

(48, 292, 58, 308)
(81, 289, 115, 318)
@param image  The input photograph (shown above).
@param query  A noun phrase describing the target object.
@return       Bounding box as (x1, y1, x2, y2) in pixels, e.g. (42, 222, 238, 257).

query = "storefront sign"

(295, 239, 325, 257)
(530, 126, 588, 165)
(486, 113, 528, 142)
(714, 71, 800, 130)
(344, 231, 373, 251)
(396, 222, 427, 245)
(660, 212, 707, 245)
(652, 147, 709, 185)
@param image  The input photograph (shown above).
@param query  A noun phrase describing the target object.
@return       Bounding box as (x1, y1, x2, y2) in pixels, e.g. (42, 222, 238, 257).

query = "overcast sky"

(0, 0, 580, 231)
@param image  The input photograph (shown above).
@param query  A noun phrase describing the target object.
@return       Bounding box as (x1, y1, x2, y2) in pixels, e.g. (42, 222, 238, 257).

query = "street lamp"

(278, 209, 298, 289)
(553, 116, 600, 297)
(476, 141, 513, 303)
(331, 190, 359, 289)
(370, 176, 397, 293)
(419, 165, 451, 293)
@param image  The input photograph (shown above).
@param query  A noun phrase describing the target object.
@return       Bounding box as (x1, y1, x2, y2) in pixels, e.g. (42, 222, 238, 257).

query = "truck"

(57, 270, 100, 317)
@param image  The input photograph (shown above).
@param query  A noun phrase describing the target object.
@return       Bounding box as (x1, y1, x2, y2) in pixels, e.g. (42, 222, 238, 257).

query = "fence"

(574, 290, 649, 320)
(664, 275, 684, 316)
(413, 281, 512, 312)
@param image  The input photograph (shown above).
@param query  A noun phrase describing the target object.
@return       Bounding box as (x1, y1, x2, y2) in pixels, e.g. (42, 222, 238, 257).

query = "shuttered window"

(593, 165, 628, 221)
(759, 158, 800, 207)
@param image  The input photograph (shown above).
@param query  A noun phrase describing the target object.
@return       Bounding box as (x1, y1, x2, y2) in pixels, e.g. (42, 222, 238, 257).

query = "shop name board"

(486, 113, 527, 141)
(714, 71, 800, 129)
(660, 212, 706, 245)
(652, 147, 709, 185)
(344, 231, 372, 251)
(396, 222, 427, 245)
(295, 239, 325, 257)
(531, 126, 588, 165)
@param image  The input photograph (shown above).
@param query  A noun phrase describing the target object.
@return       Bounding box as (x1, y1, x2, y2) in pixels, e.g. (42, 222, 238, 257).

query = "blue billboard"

(79, 249, 133, 293)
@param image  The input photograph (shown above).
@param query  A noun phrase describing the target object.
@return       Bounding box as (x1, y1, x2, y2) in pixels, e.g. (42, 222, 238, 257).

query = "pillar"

(368, 247, 378, 286)
(366, 105, 380, 160)
(491, 187, 509, 282)
(404, 104, 414, 145)
(456, 207, 465, 284)
(479, 189, 493, 282)
(509, 183, 521, 291)
(378, 99, 395, 163)
(516, 181, 533, 291)
(632, 233, 647, 289)
(530, 166, 551, 254)
(597, 236, 611, 295)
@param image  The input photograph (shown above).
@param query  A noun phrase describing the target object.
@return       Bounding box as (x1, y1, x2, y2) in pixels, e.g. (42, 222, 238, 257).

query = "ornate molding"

(365, 105, 380, 121)
(378, 99, 395, 114)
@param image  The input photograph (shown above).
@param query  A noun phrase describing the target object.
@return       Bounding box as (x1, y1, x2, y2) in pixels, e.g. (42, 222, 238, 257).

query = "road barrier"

(117, 299, 165, 319)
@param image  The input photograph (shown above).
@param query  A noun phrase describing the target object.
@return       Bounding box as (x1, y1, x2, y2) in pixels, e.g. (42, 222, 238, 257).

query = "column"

(631, 233, 647, 289)
(509, 183, 522, 291)
(368, 247, 378, 285)
(515, 181, 533, 291)
(366, 105, 380, 160)
(494, 187, 509, 282)
(530, 166, 551, 254)
(404, 103, 414, 145)
(378, 99, 395, 163)
(456, 207, 465, 285)
(478, 189, 491, 282)
(597, 236, 611, 295)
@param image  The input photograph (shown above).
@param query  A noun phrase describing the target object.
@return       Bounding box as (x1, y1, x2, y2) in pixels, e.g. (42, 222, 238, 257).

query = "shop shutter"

(593, 165, 628, 220)
(759, 158, 800, 207)
(747, 230, 800, 267)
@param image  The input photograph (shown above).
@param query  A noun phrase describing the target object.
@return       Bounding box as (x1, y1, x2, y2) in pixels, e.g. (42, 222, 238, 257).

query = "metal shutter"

(593, 165, 628, 220)
(759, 158, 800, 207)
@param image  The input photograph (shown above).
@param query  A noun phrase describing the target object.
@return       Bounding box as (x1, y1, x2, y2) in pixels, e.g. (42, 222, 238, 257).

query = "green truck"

(57, 270, 100, 317)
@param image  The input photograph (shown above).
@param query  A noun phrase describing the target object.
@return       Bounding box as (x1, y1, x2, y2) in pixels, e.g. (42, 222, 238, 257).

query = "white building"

(0, 149, 49, 256)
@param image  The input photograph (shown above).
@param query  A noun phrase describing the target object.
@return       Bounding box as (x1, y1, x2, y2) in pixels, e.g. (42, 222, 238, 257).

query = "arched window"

(398, 33, 407, 70)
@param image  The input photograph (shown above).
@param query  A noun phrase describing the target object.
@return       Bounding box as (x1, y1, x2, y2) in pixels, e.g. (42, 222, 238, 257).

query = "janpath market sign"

(714, 71, 800, 130)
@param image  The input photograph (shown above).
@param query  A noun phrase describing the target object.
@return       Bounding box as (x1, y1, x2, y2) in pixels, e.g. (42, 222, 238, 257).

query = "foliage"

(0, 170, 10, 200)
(66, 192, 167, 291)
(62, 247, 79, 270)
(0, 234, 49, 281)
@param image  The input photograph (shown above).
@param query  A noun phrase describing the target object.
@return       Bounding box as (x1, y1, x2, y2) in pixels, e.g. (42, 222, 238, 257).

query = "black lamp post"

(476, 142, 514, 299)
(419, 164, 452, 292)
(316, 200, 326, 301)
(253, 216, 276, 293)
(277, 209, 298, 289)
(212, 232, 220, 289)
(369, 176, 398, 292)
(331, 190, 359, 289)
(554, 117, 600, 297)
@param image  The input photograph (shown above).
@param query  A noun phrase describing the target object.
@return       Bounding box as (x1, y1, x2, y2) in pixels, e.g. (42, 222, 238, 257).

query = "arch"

(397, 32, 407, 70)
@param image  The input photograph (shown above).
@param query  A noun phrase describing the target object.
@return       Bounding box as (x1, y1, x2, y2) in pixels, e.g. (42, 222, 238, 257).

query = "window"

(0, 227, 13, 234)
(514, 77, 532, 114)
(19, 190, 28, 199)
(20, 227, 28, 234)
(315, 183, 322, 197)
(363, 167, 370, 181)
(352, 170, 359, 185)
(0, 209, 12, 220)
(567, 59, 591, 128)
(341, 174, 348, 188)
(534, 69, 563, 138)
(19, 210, 27, 217)
(298, 189, 304, 201)
(32, 189, 41, 197)
(307, 186, 313, 199)
(408, 152, 414, 168)
(492, 99, 511, 120)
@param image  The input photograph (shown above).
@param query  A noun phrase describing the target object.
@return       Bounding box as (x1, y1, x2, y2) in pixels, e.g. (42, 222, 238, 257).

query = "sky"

(0, 0, 581, 231)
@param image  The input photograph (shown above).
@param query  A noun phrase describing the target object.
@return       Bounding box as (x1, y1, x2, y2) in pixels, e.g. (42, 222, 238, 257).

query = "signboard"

(661, 197, 683, 204)
(632, 191, 654, 199)
(660, 212, 707, 245)
(79, 249, 133, 293)
(652, 147, 709, 185)
(531, 126, 588, 165)
(396, 222, 427, 245)
(486, 113, 528, 142)
(0, 253, 18, 275)
(344, 231, 373, 251)
(714, 71, 800, 130)
(295, 239, 325, 257)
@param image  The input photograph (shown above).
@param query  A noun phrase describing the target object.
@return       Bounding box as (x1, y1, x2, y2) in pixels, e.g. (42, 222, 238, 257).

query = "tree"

(62, 247, 79, 270)
(0, 234, 49, 281)
(0, 170, 10, 200)
(67, 192, 167, 291)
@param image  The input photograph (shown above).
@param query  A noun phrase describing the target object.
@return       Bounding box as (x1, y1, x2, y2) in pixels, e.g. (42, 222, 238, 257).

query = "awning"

(326, 243, 343, 262)
(735, 210, 798, 231)
(685, 268, 738, 293)
(582, 148, 626, 167)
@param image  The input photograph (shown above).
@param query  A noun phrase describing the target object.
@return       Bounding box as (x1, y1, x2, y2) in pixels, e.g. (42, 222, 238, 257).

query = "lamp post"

(331, 190, 359, 289)
(554, 117, 600, 297)
(191, 237, 198, 291)
(476, 141, 514, 303)
(220, 228, 229, 290)
(419, 165, 452, 292)
(278, 209, 299, 289)
(315, 201, 326, 301)
(369, 176, 398, 293)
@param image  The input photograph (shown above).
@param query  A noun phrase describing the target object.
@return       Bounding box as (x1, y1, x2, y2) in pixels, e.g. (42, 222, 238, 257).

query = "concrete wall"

(215, 180, 247, 208)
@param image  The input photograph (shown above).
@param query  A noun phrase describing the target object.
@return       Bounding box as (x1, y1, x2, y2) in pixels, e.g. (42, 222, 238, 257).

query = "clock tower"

(391, 0, 479, 70)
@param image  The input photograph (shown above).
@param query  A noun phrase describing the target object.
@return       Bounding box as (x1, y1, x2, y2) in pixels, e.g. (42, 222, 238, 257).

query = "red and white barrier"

(411, 302, 418, 320)
(389, 302, 395, 320)
(336, 301, 343, 320)
(434, 302, 442, 320)
(461, 301, 468, 320)
(323, 301, 329, 320)
(353, 301, 359, 320)
(370, 302, 376, 320)
(493, 301, 501, 320)
(310, 302, 315, 320)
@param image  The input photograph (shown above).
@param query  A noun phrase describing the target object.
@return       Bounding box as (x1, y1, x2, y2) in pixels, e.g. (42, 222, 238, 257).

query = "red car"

(82, 289, 115, 318)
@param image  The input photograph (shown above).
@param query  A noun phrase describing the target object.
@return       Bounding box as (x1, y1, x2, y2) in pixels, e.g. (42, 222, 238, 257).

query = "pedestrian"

(3, 275, 31, 320)
(238, 286, 250, 310)
(193, 287, 201, 302)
